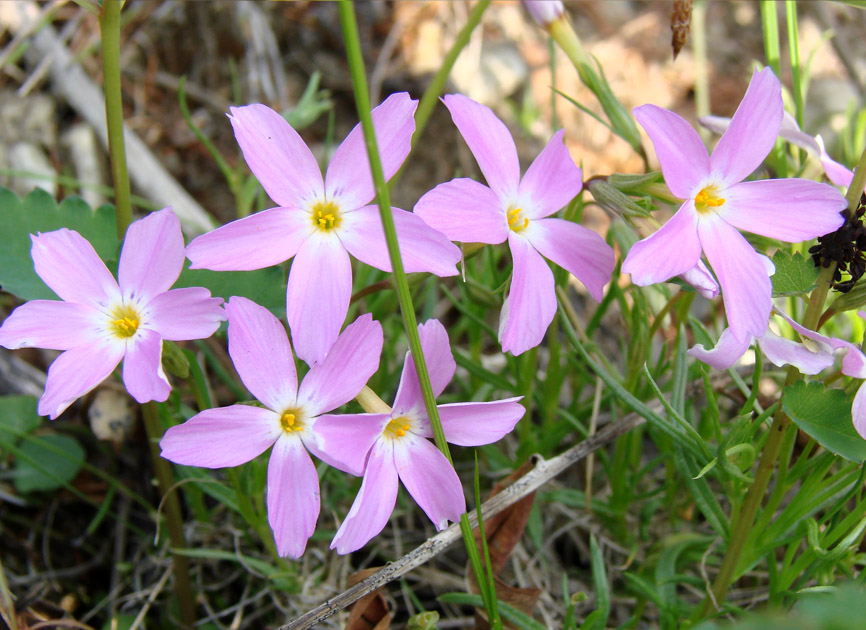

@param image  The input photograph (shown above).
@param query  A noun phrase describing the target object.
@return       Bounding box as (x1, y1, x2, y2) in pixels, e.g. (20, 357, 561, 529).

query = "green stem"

(692, 0, 710, 142)
(845, 141, 866, 211)
(785, 0, 804, 129)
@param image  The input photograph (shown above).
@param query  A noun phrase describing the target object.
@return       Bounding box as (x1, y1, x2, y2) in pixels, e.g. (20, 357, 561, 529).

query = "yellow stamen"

(507, 206, 529, 232)
(384, 417, 412, 439)
(694, 186, 726, 214)
(310, 200, 342, 232)
(279, 409, 304, 433)
(109, 304, 140, 339)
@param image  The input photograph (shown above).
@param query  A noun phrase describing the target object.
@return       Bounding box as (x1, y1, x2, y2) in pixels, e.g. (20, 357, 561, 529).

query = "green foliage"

(0, 395, 40, 444)
(177, 265, 286, 318)
(783, 381, 866, 462)
(13, 434, 85, 493)
(771, 250, 819, 297)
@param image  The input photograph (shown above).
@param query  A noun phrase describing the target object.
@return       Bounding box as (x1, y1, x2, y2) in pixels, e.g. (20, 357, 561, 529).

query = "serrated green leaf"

(771, 250, 819, 297)
(13, 433, 85, 493)
(175, 264, 286, 318)
(783, 380, 866, 462)
(0, 395, 40, 446)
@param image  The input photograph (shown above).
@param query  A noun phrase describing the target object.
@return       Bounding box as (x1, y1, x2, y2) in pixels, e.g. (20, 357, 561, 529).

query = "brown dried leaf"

(474, 577, 542, 630)
(671, 0, 694, 60)
(346, 568, 392, 630)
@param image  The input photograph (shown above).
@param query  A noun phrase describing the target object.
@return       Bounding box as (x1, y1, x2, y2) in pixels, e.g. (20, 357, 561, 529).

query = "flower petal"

(710, 67, 783, 185)
(123, 328, 170, 403)
(286, 235, 353, 365)
(186, 207, 312, 271)
(325, 92, 418, 210)
(413, 178, 508, 244)
(39, 340, 124, 419)
(298, 313, 383, 415)
(699, 218, 771, 341)
(229, 104, 323, 207)
(687, 327, 752, 370)
(267, 434, 320, 559)
(225, 296, 297, 412)
(331, 439, 398, 554)
(517, 130, 582, 218)
(526, 218, 614, 301)
(312, 412, 389, 476)
(633, 105, 710, 198)
(776, 308, 866, 379)
(118, 208, 184, 302)
(499, 234, 556, 355)
(159, 405, 281, 467)
(339, 206, 460, 276)
(393, 319, 456, 415)
(394, 435, 464, 530)
(853, 383, 866, 440)
(0, 300, 103, 350)
(680, 261, 719, 299)
(437, 398, 524, 446)
(622, 202, 702, 285)
(757, 330, 835, 375)
(443, 94, 520, 201)
(31, 229, 119, 308)
(145, 288, 225, 341)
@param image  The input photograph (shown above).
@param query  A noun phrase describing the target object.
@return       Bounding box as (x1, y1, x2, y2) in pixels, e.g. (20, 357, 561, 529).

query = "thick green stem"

(845, 141, 866, 211)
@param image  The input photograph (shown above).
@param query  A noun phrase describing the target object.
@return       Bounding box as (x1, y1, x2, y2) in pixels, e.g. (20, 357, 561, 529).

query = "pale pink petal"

(267, 434, 320, 558)
(225, 296, 297, 412)
(286, 235, 353, 365)
(819, 147, 854, 188)
(523, 0, 564, 26)
(325, 92, 417, 210)
(186, 207, 312, 271)
(711, 67, 783, 185)
(443, 94, 520, 201)
(394, 435, 464, 530)
(499, 234, 556, 355)
(229, 104, 323, 207)
(331, 439, 398, 554)
(526, 218, 614, 302)
(757, 330, 835, 375)
(680, 261, 719, 299)
(633, 105, 710, 199)
(38, 340, 124, 419)
(339, 206, 460, 276)
(437, 398, 524, 446)
(118, 208, 184, 302)
(517, 130, 582, 218)
(393, 319, 456, 414)
(853, 384, 866, 440)
(622, 202, 702, 285)
(721, 179, 845, 241)
(297, 313, 383, 415)
(0, 300, 102, 350)
(699, 218, 771, 342)
(312, 413, 389, 476)
(122, 328, 170, 403)
(778, 111, 822, 155)
(144, 288, 225, 341)
(159, 405, 280, 467)
(31, 229, 119, 308)
(413, 178, 508, 244)
(778, 309, 866, 379)
(687, 327, 752, 370)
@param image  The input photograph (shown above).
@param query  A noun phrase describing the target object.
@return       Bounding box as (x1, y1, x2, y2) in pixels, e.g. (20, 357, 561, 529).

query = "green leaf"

(783, 381, 866, 462)
(0, 187, 118, 300)
(13, 433, 86, 493)
(176, 264, 286, 318)
(0, 395, 40, 446)
(771, 250, 819, 297)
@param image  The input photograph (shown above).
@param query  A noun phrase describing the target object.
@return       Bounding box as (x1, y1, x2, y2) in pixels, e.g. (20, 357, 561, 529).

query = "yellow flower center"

(383, 417, 411, 439)
(694, 185, 726, 215)
(506, 206, 530, 232)
(109, 304, 140, 339)
(279, 408, 304, 434)
(310, 200, 342, 232)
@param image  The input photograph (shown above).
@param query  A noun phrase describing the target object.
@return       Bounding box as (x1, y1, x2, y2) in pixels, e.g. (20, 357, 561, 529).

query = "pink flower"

(159, 297, 383, 558)
(414, 94, 615, 355)
(0, 208, 225, 419)
(622, 68, 846, 342)
(522, 0, 564, 27)
(186, 93, 460, 364)
(315, 319, 524, 554)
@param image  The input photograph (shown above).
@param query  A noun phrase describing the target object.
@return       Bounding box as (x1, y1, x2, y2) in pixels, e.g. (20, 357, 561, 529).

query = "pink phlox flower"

(0, 208, 225, 419)
(159, 296, 383, 558)
(414, 94, 615, 355)
(185, 93, 460, 365)
(622, 67, 846, 343)
(522, 0, 564, 27)
(314, 319, 525, 554)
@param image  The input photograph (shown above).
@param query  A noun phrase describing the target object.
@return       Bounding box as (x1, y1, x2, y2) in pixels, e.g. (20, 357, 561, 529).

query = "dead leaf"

(346, 568, 392, 630)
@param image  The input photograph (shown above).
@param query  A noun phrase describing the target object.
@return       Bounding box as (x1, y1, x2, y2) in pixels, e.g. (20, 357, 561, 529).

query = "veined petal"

(159, 405, 280, 467)
(721, 179, 846, 242)
(229, 104, 323, 207)
(394, 435, 464, 530)
(326, 92, 417, 210)
(853, 383, 866, 440)
(331, 439, 398, 554)
(298, 313, 383, 415)
(38, 340, 124, 419)
(633, 104, 710, 199)
(226, 296, 297, 412)
(0, 300, 102, 350)
(526, 218, 614, 302)
(499, 235, 556, 355)
(443, 94, 520, 201)
(437, 398, 524, 446)
(699, 219, 771, 341)
(31, 229, 119, 308)
(286, 235, 353, 365)
(517, 130, 582, 219)
(622, 202, 702, 285)
(413, 178, 508, 244)
(118, 208, 184, 302)
(122, 329, 170, 403)
(680, 261, 719, 299)
(688, 327, 752, 370)
(777, 308, 866, 379)
(711, 67, 783, 186)
(758, 330, 835, 375)
(339, 206, 460, 276)
(393, 319, 456, 415)
(267, 434, 320, 559)
(312, 413, 389, 476)
(145, 288, 225, 341)
(186, 207, 311, 271)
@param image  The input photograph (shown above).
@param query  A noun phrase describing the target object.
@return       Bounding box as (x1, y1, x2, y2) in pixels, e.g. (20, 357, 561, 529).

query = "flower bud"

(522, 0, 564, 28)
